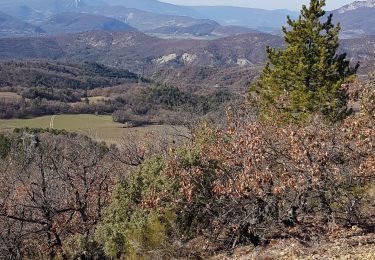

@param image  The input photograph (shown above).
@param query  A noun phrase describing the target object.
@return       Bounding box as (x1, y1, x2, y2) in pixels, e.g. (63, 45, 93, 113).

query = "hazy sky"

(160, 0, 354, 10)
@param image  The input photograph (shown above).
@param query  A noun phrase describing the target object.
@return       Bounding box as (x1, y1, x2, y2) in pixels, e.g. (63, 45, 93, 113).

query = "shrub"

(164, 103, 374, 252)
(63, 234, 105, 260)
(0, 134, 9, 159)
(95, 157, 178, 259)
(0, 133, 119, 259)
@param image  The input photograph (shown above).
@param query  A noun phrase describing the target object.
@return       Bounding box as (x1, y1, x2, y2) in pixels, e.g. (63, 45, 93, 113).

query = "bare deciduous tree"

(0, 133, 121, 259)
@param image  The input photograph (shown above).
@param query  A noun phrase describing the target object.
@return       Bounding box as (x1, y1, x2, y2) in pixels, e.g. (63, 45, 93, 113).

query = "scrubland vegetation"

(0, 75, 373, 259)
(0, 1, 374, 259)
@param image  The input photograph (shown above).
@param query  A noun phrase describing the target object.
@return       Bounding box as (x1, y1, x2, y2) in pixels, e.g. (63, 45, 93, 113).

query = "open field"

(0, 114, 187, 144)
(81, 96, 111, 104)
(0, 92, 22, 101)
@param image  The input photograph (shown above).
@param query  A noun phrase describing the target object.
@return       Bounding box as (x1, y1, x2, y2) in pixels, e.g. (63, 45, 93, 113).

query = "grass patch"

(82, 96, 111, 104)
(0, 114, 186, 144)
(0, 116, 52, 130)
(0, 92, 22, 101)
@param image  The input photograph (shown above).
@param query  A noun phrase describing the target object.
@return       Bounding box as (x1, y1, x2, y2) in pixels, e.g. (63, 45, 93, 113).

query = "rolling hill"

(4, 0, 375, 39)
(94, 0, 298, 33)
(0, 60, 141, 89)
(0, 31, 371, 68)
(0, 31, 373, 90)
(39, 12, 137, 34)
(0, 11, 44, 38)
(0, 31, 282, 89)
(99, 0, 201, 17)
(0, 0, 297, 35)
(4, 5, 46, 24)
(83, 5, 221, 36)
(0, 1, 259, 38)
(187, 6, 297, 33)
(0, 0, 86, 13)
(0, 31, 283, 68)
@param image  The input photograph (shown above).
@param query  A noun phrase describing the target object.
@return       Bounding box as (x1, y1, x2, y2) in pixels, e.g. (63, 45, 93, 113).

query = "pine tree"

(250, 0, 358, 123)
(0, 134, 9, 159)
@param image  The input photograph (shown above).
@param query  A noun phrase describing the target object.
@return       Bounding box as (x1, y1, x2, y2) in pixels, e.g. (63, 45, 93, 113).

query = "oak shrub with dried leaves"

(95, 80, 374, 257)
(165, 108, 374, 252)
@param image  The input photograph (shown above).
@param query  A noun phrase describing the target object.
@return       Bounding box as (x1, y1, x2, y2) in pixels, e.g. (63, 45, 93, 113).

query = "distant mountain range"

(0, 11, 44, 38)
(0, 0, 295, 38)
(0, 0, 374, 39)
(0, 0, 373, 93)
(0, 31, 281, 90)
(0, 1, 269, 38)
(0, 31, 373, 90)
(89, 6, 260, 37)
(187, 6, 296, 34)
(100, 0, 202, 17)
(0, 31, 281, 67)
(90, 0, 299, 33)
(39, 12, 137, 34)
(1, 30, 373, 65)
(337, 0, 375, 13)
(331, 0, 375, 38)
(1, 0, 86, 15)
(83, 5, 228, 37)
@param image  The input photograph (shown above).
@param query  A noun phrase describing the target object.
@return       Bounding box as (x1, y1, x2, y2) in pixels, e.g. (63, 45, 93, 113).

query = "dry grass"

(210, 231, 375, 260)
(0, 114, 187, 144)
(81, 96, 111, 104)
(0, 92, 22, 101)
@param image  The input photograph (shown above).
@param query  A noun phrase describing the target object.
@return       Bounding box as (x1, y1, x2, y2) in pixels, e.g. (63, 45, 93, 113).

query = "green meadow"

(0, 114, 185, 144)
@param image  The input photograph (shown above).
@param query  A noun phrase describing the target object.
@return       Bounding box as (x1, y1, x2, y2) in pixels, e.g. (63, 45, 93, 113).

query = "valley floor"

(0, 114, 186, 144)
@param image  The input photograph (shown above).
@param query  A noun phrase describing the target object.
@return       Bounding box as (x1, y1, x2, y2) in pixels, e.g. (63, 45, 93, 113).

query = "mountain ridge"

(331, 0, 375, 38)
(0, 0, 298, 35)
(0, 11, 44, 38)
(39, 12, 137, 34)
(1, 1, 375, 39)
(0, 30, 372, 73)
(337, 0, 375, 13)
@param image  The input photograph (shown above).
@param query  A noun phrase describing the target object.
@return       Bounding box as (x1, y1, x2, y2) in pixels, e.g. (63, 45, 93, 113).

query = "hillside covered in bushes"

(0, 1, 374, 259)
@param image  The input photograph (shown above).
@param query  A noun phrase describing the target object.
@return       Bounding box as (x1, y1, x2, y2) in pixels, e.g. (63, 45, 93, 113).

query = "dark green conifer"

(250, 0, 358, 122)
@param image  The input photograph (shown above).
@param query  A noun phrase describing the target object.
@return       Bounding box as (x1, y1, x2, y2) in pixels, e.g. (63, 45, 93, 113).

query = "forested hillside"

(0, 60, 233, 123)
(0, 31, 374, 90)
(0, 60, 141, 89)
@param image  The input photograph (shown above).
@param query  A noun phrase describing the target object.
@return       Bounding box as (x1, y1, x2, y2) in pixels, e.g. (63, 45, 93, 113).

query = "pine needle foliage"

(250, 0, 358, 123)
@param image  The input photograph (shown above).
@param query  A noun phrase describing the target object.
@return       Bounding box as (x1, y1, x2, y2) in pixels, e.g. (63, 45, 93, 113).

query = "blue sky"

(160, 0, 354, 10)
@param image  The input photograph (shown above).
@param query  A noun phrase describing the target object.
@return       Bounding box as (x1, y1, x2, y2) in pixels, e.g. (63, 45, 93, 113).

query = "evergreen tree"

(0, 134, 9, 159)
(250, 0, 358, 122)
